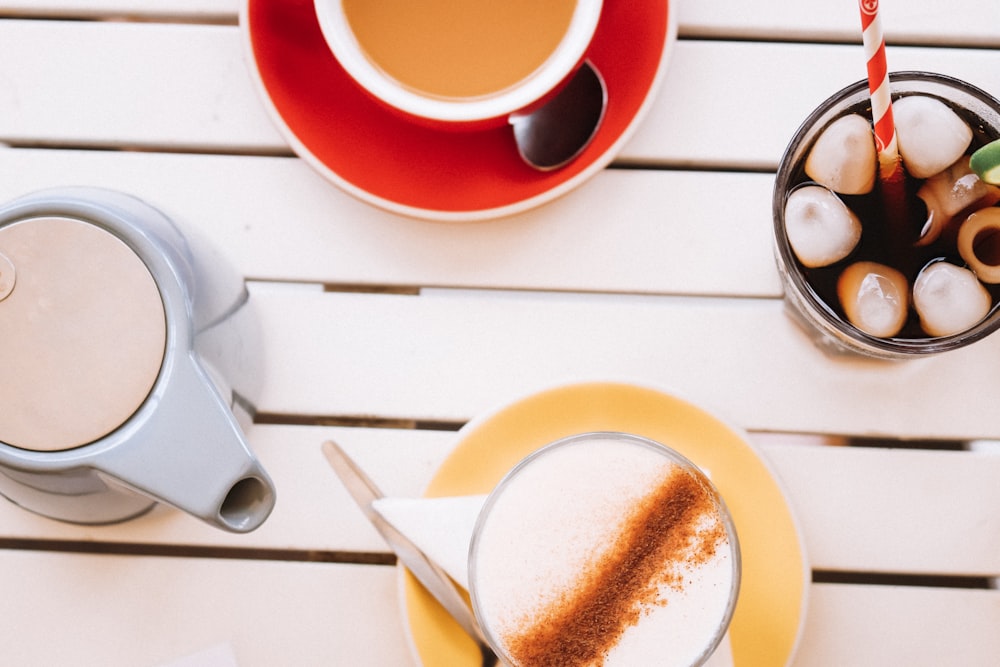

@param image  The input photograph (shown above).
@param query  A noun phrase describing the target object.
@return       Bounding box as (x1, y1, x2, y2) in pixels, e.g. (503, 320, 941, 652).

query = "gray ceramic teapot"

(0, 187, 275, 532)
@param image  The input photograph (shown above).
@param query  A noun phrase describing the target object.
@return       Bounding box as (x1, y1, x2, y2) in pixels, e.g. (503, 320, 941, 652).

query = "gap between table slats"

(2, 0, 998, 47)
(0, 425, 995, 583)
(239, 288, 1000, 441)
(1, 21, 999, 165)
(0, 548, 995, 666)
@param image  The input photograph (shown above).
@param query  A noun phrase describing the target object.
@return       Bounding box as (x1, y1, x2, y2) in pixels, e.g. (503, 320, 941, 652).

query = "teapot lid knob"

(0, 250, 14, 302)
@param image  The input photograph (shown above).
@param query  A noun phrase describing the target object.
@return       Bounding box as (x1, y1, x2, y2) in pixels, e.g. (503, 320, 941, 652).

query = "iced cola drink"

(774, 72, 1000, 357)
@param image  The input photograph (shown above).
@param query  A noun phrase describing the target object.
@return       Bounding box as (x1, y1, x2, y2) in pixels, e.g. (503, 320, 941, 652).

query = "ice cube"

(804, 113, 876, 195)
(837, 261, 909, 338)
(895, 95, 973, 179)
(916, 157, 1000, 246)
(912, 261, 991, 336)
(784, 185, 862, 267)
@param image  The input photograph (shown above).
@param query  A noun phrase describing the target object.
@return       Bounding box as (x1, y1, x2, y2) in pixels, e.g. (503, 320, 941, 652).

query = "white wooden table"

(2, 1, 1000, 665)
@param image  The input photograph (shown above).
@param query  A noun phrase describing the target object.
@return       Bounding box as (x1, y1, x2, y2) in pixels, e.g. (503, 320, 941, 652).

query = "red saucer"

(242, 0, 674, 221)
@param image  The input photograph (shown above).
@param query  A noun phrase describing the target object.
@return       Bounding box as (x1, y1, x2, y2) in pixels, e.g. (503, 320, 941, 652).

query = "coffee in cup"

(314, 0, 603, 127)
(468, 432, 740, 667)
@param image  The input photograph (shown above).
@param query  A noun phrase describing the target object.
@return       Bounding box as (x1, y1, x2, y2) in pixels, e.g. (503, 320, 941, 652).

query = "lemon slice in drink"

(970, 139, 1000, 185)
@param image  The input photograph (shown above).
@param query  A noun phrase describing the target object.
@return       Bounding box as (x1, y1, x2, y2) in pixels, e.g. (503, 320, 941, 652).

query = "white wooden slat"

(626, 40, 1000, 169)
(3, 19, 1000, 169)
(796, 583, 1000, 667)
(0, 1, 233, 20)
(678, 0, 1000, 47)
(758, 441, 1000, 576)
(1, 545, 998, 667)
(247, 288, 1000, 441)
(0, 20, 279, 151)
(5, 0, 999, 47)
(0, 0, 226, 16)
(0, 147, 782, 297)
(0, 532, 997, 667)
(0, 433, 998, 666)
(0, 425, 456, 555)
(2, 425, 998, 577)
(0, 550, 416, 667)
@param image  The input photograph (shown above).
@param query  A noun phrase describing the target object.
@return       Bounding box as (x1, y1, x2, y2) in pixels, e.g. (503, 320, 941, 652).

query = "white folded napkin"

(371, 494, 734, 666)
(371, 494, 488, 590)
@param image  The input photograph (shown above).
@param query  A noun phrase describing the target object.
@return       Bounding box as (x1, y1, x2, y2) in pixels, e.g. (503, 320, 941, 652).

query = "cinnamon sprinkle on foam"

(503, 468, 727, 667)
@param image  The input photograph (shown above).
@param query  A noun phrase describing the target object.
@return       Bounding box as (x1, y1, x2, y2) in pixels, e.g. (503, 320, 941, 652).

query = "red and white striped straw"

(859, 0, 900, 180)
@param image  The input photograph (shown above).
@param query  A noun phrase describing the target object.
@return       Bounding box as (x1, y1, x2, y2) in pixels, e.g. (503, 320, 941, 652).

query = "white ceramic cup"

(313, 0, 603, 128)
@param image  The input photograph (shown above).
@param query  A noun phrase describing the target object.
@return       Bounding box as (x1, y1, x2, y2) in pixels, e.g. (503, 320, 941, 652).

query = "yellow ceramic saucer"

(401, 380, 808, 666)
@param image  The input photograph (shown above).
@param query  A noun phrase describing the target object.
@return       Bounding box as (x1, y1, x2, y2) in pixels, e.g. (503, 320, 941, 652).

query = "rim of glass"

(772, 71, 1000, 357)
(467, 430, 742, 667)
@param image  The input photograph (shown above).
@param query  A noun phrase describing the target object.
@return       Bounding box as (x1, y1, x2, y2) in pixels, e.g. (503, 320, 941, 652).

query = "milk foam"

(470, 434, 738, 667)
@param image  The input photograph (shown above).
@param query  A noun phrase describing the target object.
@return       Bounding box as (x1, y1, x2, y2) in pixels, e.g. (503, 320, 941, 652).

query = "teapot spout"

(216, 474, 274, 532)
(99, 352, 275, 533)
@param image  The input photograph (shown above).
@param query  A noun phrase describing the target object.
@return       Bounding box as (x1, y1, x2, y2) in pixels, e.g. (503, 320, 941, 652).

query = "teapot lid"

(0, 216, 166, 451)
